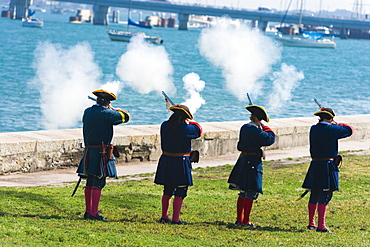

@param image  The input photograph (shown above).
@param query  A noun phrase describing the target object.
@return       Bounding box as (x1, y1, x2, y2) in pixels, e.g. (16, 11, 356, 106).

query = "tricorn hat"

(245, 105, 269, 122)
(92, 89, 117, 101)
(314, 107, 335, 119)
(169, 104, 193, 120)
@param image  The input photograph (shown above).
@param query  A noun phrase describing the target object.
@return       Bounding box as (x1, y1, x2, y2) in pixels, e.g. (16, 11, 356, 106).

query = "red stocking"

(242, 198, 253, 224)
(308, 203, 317, 227)
(172, 196, 183, 223)
(236, 196, 245, 223)
(84, 186, 92, 214)
(317, 203, 327, 230)
(161, 194, 172, 219)
(91, 187, 102, 217)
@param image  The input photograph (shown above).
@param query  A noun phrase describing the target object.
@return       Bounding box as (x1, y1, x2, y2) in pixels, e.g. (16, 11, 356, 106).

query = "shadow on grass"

(0, 189, 70, 220)
(0, 211, 64, 219)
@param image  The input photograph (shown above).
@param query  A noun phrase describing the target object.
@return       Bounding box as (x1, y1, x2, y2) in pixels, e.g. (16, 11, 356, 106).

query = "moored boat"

(107, 30, 163, 44)
(22, 18, 44, 28)
(275, 33, 336, 48)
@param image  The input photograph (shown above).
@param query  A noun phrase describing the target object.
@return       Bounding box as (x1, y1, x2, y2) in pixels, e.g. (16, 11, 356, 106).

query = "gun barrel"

(314, 98, 322, 108)
(88, 96, 97, 101)
(162, 91, 175, 106)
(246, 93, 253, 105)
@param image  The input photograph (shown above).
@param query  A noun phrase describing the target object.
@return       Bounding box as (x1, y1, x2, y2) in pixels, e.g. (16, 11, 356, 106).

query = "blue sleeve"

(329, 124, 352, 139)
(184, 124, 201, 139)
(107, 109, 130, 125)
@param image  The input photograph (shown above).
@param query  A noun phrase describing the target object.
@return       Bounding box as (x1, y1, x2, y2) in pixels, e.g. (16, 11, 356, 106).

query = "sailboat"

(107, 0, 163, 44)
(274, 0, 336, 48)
(22, 9, 44, 28)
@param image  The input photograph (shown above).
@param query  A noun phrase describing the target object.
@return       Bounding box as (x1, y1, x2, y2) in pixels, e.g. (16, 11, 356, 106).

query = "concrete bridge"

(9, 0, 370, 33)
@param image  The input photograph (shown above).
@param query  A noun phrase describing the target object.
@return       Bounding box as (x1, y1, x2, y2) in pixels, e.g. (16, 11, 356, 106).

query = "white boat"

(275, 33, 336, 48)
(108, 30, 163, 44)
(107, 0, 163, 44)
(22, 18, 44, 28)
(275, 0, 336, 49)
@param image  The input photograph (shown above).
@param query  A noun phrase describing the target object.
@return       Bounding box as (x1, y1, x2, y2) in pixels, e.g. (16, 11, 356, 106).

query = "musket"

(246, 93, 253, 105)
(162, 91, 175, 106)
(88, 96, 97, 102)
(71, 177, 81, 197)
(162, 91, 176, 111)
(314, 98, 322, 109)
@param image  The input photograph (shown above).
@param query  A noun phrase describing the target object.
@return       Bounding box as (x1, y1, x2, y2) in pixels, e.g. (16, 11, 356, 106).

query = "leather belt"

(312, 157, 334, 161)
(86, 144, 114, 148)
(162, 151, 190, 157)
(239, 151, 260, 159)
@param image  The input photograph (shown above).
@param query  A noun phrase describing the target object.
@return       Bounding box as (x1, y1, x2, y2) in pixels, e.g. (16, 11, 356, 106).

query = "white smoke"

(267, 63, 304, 110)
(181, 72, 206, 114)
(198, 17, 282, 101)
(116, 35, 176, 95)
(32, 42, 101, 130)
(100, 80, 122, 97)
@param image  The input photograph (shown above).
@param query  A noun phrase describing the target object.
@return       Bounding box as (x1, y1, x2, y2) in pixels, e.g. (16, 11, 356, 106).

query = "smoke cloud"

(32, 42, 101, 130)
(116, 35, 176, 95)
(181, 72, 206, 114)
(267, 63, 304, 110)
(198, 17, 282, 101)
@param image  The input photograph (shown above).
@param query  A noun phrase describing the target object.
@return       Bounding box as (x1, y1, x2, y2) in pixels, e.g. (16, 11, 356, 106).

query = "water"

(1, 11, 370, 133)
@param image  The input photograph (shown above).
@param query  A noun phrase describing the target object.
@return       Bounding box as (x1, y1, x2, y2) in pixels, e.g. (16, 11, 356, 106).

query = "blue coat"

(76, 105, 130, 178)
(154, 121, 201, 187)
(302, 121, 353, 191)
(228, 123, 275, 193)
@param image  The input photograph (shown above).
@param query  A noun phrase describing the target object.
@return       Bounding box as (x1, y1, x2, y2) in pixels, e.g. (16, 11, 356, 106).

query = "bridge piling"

(93, 4, 109, 25)
(9, 0, 31, 19)
(178, 13, 189, 30)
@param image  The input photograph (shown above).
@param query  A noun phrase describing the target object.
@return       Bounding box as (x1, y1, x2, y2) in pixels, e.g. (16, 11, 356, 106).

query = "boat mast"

(127, 0, 132, 31)
(299, 0, 303, 26)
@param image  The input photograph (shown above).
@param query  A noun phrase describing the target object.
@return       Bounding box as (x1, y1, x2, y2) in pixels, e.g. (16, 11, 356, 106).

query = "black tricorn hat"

(245, 105, 270, 122)
(314, 107, 335, 119)
(92, 89, 117, 101)
(169, 104, 193, 120)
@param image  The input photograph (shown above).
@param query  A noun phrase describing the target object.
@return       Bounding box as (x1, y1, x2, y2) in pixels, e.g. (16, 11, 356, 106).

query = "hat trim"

(314, 110, 335, 119)
(169, 106, 193, 120)
(92, 89, 117, 101)
(245, 105, 270, 122)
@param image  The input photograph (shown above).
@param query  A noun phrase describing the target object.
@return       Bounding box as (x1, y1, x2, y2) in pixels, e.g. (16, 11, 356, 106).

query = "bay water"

(1, 11, 369, 133)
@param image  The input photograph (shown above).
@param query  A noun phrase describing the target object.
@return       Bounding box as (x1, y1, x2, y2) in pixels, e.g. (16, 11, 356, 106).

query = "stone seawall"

(0, 115, 369, 175)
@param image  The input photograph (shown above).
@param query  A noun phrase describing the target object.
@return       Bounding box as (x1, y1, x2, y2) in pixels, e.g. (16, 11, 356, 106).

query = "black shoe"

(316, 227, 333, 233)
(84, 212, 93, 220)
(244, 222, 255, 228)
(307, 225, 317, 230)
(235, 221, 255, 228)
(89, 213, 110, 222)
(158, 218, 172, 224)
(235, 221, 245, 226)
(171, 220, 185, 225)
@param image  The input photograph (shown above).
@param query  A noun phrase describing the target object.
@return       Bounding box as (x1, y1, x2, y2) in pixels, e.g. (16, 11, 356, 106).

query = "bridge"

(9, 0, 370, 35)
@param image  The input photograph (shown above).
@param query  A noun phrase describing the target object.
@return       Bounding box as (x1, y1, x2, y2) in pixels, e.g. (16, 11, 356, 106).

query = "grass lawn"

(0, 154, 369, 246)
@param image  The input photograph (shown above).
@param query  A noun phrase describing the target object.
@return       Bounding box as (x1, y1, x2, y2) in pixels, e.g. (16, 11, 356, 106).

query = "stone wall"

(0, 115, 369, 174)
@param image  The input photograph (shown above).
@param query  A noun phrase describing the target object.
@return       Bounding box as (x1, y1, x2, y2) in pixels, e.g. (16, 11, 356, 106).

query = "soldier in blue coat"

(228, 105, 275, 227)
(77, 89, 130, 221)
(154, 105, 202, 224)
(302, 107, 353, 233)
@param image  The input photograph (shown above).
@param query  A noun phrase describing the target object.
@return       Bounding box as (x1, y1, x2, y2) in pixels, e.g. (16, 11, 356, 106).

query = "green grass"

(0, 155, 369, 246)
